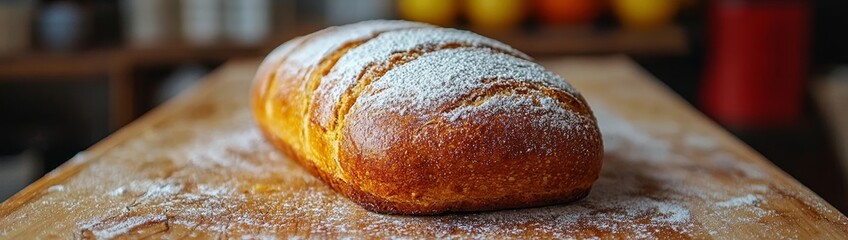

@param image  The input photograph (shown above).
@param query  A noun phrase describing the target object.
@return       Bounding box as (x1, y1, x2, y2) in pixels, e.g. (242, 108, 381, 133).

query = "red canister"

(701, 0, 810, 128)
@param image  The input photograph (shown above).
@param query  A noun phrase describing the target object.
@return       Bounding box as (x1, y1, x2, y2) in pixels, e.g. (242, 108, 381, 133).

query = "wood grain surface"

(1, 56, 846, 239)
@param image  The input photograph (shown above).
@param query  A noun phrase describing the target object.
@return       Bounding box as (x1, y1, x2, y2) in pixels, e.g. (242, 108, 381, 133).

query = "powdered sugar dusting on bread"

(315, 28, 529, 127)
(442, 94, 592, 133)
(329, 28, 528, 94)
(286, 20, 432, 68)
(357, 48, 577, 120)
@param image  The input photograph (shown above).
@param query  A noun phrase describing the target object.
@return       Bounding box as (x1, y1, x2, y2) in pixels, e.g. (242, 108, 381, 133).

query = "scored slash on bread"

(252, 20, 603, 215)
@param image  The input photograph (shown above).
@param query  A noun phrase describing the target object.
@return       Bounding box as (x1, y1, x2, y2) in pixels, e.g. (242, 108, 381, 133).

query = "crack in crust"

(327, 44, 528, 134)
(447, 78, 588, 116)
(411, 80, 587, 143)
(300, 39, 369, 154)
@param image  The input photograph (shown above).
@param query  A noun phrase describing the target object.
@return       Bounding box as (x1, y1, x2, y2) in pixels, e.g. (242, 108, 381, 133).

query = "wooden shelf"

(0, 40, 283, 79)
(119, 43, 268, 64)
(0, 51, 113, 80)
(486, 25, 689, 56)
(0, 43, 276, 130)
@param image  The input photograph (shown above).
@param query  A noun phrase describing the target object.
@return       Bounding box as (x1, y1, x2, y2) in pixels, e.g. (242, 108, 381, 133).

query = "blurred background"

(0, 0, 847, 212)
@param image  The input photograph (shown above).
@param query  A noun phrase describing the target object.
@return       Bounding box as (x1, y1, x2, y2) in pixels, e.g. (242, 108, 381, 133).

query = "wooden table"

(1, 56, 846, 239)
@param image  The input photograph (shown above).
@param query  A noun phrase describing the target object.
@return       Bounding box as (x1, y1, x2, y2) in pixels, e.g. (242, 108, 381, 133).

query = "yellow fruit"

(466, 0, 526, 31)
(398, 0, 459, 27)
(612, 0, 679, 29)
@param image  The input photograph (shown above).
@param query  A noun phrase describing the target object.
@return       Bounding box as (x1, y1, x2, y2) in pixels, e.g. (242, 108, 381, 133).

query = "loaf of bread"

(252, 20, 603, 215)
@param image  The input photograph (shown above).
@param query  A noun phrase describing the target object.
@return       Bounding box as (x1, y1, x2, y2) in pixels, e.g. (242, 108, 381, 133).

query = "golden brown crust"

(252, 20, 603, 215)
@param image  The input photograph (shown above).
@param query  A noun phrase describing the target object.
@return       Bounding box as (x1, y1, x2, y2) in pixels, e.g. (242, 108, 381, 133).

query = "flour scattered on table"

(594, 108, 672, 163)
(136, 181, 183, 200)
(49, 84, 828, 239)
(81, 214, 167, 239)
(716, 194, 764, 208)
(46, 185, 65, 193)
(197, 184, 233, 196)
(684, 134, 718, 150)
(109, 187, 126, 197)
